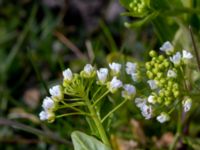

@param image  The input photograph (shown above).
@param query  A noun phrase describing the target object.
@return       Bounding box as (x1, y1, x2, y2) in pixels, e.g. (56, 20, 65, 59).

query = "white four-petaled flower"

(122, 84, 136, 100)
(39, 110, 55, 122)
(126, 62, 137, 75)
(147, 80, 157, 90)
(141, 104, 152, 120)
(160, 41, 174, 53)
(182, 98, 192, 112)
(147, 95, 156, 104)
(42, 97, 55, 110)
(182, 50, 193, 59)
(83, 64, 95, 77)
(156, 112, 170, 123)
(49, 85, 62, 101)
(109, 62, 121, 75)
(167, 69, 177, 78)
(63, 68, 73, 81)
(97, 68, 109, 84)
(107, 76, 123, 93)
(170, 52, 182, 65)
(135, 97, 146, 109)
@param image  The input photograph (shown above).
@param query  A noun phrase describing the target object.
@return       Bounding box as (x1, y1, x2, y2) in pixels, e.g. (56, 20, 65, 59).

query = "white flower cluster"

(39, 85, 63, 122)
(160, 41, 193, 66)
(135, 98, 152, 119)
(39, 62, 139, 122)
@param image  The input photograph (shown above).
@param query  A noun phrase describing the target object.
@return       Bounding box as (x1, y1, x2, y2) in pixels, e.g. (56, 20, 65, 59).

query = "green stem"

(189, 26, 200, 71)
(85, 96, 110, 147)
(101, 99, 128, 123)
(170, 104, 182, 150)
(92, 90, 109, 106)
(56, 112, 90, 118)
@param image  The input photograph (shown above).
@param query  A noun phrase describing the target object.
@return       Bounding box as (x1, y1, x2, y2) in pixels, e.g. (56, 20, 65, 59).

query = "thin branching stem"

(189, 26, 200, 71)
(101, 99, 128, 123)
(92, 90, 110, 106)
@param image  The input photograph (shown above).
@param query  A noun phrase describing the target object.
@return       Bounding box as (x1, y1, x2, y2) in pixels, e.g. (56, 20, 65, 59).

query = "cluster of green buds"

(39, 62, 139, 123)
(129, 0, 148, 15)
(135, 41, 193, 123)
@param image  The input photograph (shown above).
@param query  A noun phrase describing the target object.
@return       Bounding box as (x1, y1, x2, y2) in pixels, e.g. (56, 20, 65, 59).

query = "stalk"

(85, 96, 110, 147)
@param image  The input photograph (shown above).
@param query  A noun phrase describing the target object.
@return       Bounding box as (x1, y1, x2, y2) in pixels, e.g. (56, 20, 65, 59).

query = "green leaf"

(71, 131, 112, 150)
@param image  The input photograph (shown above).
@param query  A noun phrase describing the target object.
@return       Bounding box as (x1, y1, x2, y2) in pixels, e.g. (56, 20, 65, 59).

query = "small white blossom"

(182, 98, 192, 112)
(109, 62, 122, 75)
(49, 85, 62, 101)
(167, 69, 177, 78)
(182, 50, 193, 59)
(135, 97, 146, 108)
(63, 68, 73, 81)
(97, 68, 109, 84)
(39, 110, 48, 121)
(39, 110, 55, 122)
(147, 80, 157, 90)
(82, 64, 95, 78)
(141, 104, 152, 119)
(107, 76, 123, 93)
(160, 41, 174, 53)
(157, 112, 170, 123)
(126, 62, 137, 75)
(42, 97, 55, 110)
(170, 52, 181, 65)
(122, 84, 136, 100)
(147, 95, 156, 104)
(131, 73, 139, 82)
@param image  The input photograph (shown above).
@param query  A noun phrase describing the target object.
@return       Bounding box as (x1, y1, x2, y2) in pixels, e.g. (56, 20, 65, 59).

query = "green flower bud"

(149, 50, 157, 57)
(146, 71, 154, 79)
(152, 68, 159, 74)
(173, 90, 180, 98)
(145, 62, 151, 70)
(158, 55, 165, 61)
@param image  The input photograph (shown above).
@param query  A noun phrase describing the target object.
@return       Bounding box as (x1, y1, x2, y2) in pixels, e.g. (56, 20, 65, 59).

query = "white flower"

(39, 110, 55, 122)
(82, 64, 95, 78)
(141, 104, 152, 119)
(147, 80, 157, 90)
(167, 69, 177, 78)
(109, 62, 122, 75)
(97, 68, 109, 84)
(42, 97, 55, 110)
(39, 111, 48, 121)
(63, 68, 73, 81)
(182, 98, 192, 112)
(156, 112, 170, 123)
(126, 62, 137, 75)
(131, 73, 139, 82)
(122, 84, 136, 100)
(49, 85, 62, 101)
(135, 97, 146, 108)
(147, 95, 156, 104)
(160, 41, 174, 53)
(170, 52, 181, 65)
(107, 76, 123, 93)
(182, 50, 193, 59)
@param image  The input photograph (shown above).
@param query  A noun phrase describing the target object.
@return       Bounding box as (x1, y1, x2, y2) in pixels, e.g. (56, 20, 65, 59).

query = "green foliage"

(71, 131, 111, 150)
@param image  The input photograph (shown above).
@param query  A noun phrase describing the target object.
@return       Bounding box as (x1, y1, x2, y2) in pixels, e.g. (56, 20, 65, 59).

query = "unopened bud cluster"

(129, 0, 147, 15)
(136, 41, 193, 123)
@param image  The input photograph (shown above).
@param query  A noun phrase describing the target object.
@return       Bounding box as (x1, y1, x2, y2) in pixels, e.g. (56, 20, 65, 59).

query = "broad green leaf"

(71, 131, 112, 150)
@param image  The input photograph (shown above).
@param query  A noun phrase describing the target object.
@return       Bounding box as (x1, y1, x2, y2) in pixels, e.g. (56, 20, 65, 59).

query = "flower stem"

(85, 96, 111, 147)
(92, 90, 110, 106)
(170, 104, 182, 150)
(56, 112, 90, 118)
(189, 26, 200, 71)
(101, 99, 128, 123)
